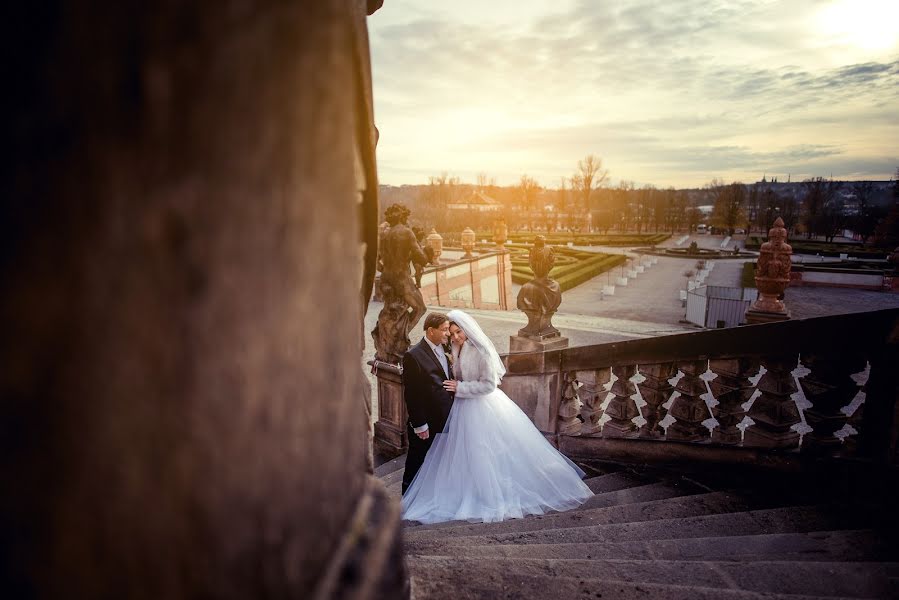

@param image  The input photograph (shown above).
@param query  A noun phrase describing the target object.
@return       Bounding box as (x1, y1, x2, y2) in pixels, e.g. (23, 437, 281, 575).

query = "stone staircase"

(375, 456, 899, 599)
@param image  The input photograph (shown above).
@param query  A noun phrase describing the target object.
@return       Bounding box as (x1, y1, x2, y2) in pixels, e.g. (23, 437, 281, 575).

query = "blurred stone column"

(0, 1, 405, 599)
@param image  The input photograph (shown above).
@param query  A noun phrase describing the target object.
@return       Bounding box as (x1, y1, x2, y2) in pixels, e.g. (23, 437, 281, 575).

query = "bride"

(401, 309, 593, 524)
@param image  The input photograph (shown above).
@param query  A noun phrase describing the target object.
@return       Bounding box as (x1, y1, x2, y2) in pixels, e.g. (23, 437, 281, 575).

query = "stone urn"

(426, 228, 443, 265)
(461, 226, 476, 258)
(749, 217, 792, 316)
(493, 219, 508, 251)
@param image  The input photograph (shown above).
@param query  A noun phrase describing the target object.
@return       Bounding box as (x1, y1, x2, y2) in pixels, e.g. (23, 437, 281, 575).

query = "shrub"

(741, 262, 756, 288)
(510, 248, 627, 291)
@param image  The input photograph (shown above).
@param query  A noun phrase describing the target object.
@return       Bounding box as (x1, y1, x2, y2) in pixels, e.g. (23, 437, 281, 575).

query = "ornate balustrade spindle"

(744, 355, 801, 448)
(708, 358, 760, 445)
(800, 353, 866, 453)
(667, 360, 712, 442)
(559, 371, 582, 436)
(577, 368, 611, 435)
(636, 362, 676, 438)
(603, 365, 639, 437)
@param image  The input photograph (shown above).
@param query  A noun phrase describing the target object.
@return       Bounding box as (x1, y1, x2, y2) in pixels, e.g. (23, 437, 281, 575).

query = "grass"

(741, 262, 756, 288)
(744, 237, 888, 259)
(482, 232, 671, 247)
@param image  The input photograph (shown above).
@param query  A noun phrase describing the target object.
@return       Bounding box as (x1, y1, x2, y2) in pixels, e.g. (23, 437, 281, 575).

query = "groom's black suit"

(401, 338, 455, 494)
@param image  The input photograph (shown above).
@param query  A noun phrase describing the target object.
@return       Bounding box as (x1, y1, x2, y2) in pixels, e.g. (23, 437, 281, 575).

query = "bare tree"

(475, 172, 496, 191)
(518, 174, 541, 210)
(874, 167, 899, 247)
(571, 154, 609, 212)
(518, 174, 542, 229)
(556, 176, 569, 213)
(801, 177, 839, 239)
(852, 181, 881, 244)
(708, 179, 746, 235)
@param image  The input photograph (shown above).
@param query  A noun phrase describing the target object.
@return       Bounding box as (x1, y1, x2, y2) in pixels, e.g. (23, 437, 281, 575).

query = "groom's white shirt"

(414, 338, 449, 434)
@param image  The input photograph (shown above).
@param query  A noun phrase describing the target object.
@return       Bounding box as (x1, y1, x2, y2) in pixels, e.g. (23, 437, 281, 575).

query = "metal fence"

(686, 285, 758, 328)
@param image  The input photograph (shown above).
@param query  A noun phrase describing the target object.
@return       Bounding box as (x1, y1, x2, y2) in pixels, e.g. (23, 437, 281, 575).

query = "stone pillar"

(0, 2, 405, 598)
(499, 351, 563, 434)
(371, 361, 408, 458)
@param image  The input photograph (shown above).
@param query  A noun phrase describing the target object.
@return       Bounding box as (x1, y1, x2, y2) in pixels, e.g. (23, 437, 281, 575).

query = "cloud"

(369, 1, 899, 186)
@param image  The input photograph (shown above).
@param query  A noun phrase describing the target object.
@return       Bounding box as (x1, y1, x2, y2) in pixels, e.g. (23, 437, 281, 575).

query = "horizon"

(369, 1, 899, 189)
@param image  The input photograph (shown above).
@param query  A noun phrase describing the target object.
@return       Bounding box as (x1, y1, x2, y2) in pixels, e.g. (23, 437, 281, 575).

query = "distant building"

(447, 191, 502, 212)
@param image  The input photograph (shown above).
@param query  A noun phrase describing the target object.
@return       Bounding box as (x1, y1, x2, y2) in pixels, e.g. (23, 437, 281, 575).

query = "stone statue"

(516, 235, 563, 337)
(372, 203, 430, 362)
(750, 217, 792, 315)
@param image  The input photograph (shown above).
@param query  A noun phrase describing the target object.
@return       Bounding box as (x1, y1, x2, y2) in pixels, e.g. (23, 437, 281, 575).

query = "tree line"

(385, 158, 899, 247)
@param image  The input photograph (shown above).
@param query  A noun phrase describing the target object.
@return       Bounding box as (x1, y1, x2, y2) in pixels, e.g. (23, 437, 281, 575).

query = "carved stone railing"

(499, 308, 899, 466)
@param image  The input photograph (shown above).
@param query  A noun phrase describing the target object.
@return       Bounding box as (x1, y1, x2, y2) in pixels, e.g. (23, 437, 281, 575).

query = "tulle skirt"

(401, 388, 593, 524)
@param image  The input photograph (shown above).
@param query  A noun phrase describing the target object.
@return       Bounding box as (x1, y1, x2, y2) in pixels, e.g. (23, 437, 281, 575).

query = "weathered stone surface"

(408, 506, 851, 549)
(408, 556, 899, 599)
(404, 492, 743, 542)
(426, 529, 887, 562)
(0, 2, 400, 598)
(408, 562, 861, 600)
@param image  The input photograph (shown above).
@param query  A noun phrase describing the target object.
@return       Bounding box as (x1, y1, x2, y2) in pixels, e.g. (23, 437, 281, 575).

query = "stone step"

(378, 465, 405, 489)
(406, 506, 859, 552)
(408, 556, 899, 599)
(582, 470, 649, 494)
(395, 471, 661, 527)
(385, 478, 402, 499)
(402, 477, 687, 532)
(578, 480, 699, 511)
(408, 564, 865, 600)
(408, 530, 888, 563)
(374, 454, 406, 478)
(404, 491, 753, 541)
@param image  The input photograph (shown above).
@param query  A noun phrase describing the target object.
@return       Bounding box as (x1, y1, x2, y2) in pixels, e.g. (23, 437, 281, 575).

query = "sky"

(368, 0, 899, 189)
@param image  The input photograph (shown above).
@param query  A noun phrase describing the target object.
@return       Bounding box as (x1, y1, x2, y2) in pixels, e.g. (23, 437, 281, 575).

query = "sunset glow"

(369, 1, 899, 188)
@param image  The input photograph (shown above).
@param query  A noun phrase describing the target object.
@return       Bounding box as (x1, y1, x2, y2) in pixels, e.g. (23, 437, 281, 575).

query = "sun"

(815, 0, 899, 52)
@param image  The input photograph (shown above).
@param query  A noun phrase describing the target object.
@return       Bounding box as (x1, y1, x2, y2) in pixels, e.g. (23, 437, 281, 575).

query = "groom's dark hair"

(423, 312, 449, 331)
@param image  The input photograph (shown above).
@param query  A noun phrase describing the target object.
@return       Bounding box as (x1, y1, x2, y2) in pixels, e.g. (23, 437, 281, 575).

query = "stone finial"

(461, 226, 476, 258)
(425, 228, 443, 265)
(510, 235, 568, 351)
(493, 219, 508, 251)
(516, 236, 562, 337)
(746, 217, 792, 322)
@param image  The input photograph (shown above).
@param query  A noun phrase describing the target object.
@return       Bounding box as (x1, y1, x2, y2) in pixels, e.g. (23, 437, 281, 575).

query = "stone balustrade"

(499, 308, 899, 466)
(417, 250, 514, 311)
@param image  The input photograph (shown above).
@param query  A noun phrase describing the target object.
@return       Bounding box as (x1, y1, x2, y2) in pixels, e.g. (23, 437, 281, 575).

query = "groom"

(401, 312, 455, 494)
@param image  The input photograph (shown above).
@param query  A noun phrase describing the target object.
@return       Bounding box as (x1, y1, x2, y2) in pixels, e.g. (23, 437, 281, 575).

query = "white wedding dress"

(401, 310, 593, 524)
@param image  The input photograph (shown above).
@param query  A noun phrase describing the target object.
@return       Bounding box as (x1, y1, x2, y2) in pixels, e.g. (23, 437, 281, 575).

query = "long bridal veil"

(446, 309, 505, 385)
